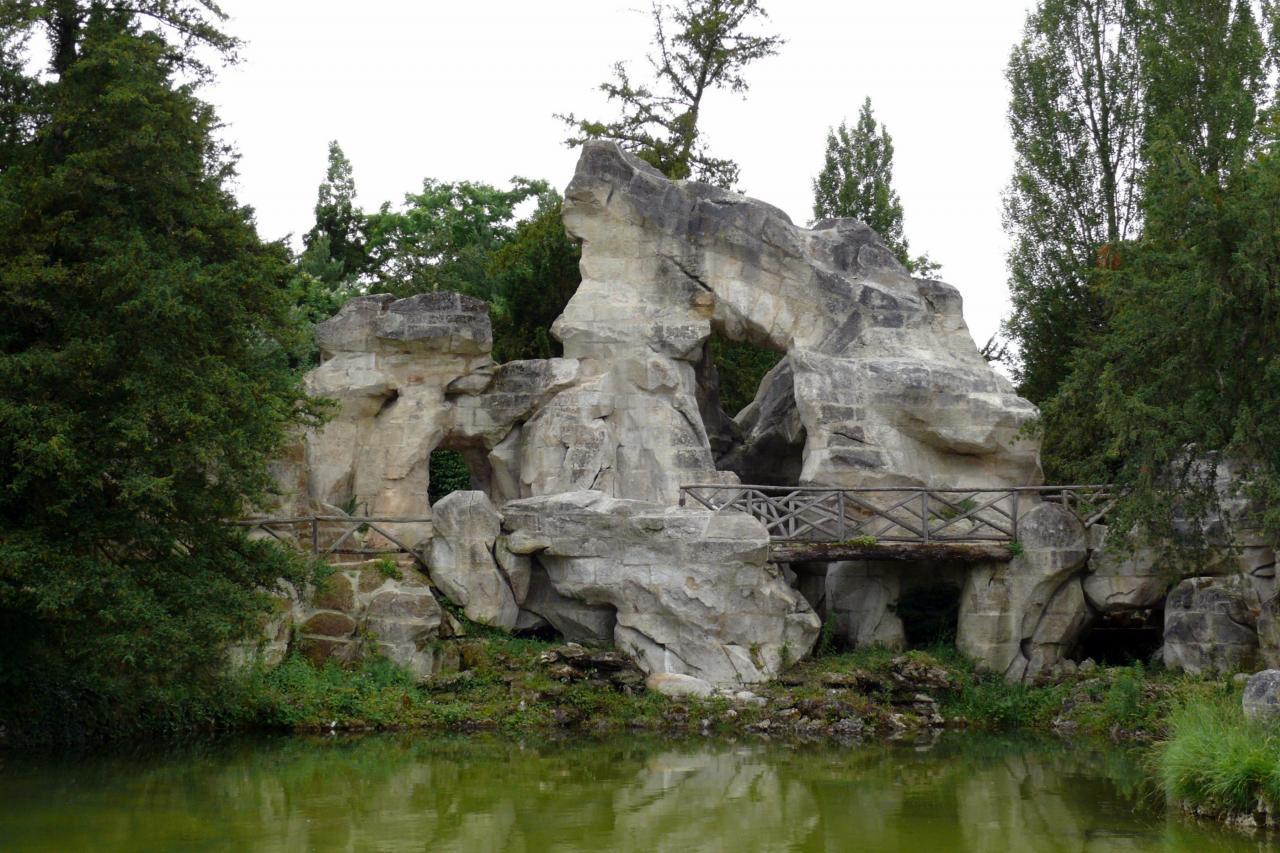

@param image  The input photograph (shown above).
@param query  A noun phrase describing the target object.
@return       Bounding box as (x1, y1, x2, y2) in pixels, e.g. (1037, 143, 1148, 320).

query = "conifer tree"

(812, 97, 938, 276)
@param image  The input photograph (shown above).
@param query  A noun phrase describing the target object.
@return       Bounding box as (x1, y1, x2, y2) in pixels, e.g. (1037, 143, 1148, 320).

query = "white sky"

(206, 0, 1037, 349)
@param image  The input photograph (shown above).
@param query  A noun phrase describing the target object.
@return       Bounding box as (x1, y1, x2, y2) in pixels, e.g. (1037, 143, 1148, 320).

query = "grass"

(1156, 695, 1280, 818)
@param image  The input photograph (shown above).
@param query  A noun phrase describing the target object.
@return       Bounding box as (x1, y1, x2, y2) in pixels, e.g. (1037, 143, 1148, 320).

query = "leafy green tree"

(1001, 0, 1144, 404)
(0, 7, 322, 737)
(812, 97, 939, 276)
(1038, 1, 1278, 537)
(560, 0, 782, 188)
(303, 140, 368, 282)
(364, 178, 546, 298)
(488, 192, 582, 362)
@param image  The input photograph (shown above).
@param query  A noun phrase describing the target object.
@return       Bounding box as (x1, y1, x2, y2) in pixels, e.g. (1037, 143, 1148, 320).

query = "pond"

(0, 732, 1263, 851)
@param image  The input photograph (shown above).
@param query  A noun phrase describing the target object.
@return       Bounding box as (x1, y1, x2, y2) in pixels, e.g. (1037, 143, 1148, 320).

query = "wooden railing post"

(311, 517, 319, 556)
(1011, 491, 1019, 543)
(838, 490, 846, 540)
(921, 492, 930, 543)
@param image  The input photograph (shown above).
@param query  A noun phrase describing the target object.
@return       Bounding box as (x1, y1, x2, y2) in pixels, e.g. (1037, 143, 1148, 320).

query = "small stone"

(645, 672, 714, 698)
(1078, 659, 1099, 675)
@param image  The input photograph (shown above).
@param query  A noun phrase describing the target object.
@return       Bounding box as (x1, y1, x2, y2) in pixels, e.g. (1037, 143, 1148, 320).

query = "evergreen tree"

(812, 98, 939, 276)
(560, 0, 782, 188)
(0, 6, 322, 737)
(1001, 0, 1144, 405)
(488, 192, 582, 363)
(303, 140, 367, 281)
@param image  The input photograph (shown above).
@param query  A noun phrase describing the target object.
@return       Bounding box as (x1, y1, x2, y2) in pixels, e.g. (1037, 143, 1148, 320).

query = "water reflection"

(0, 733, 1262, 852)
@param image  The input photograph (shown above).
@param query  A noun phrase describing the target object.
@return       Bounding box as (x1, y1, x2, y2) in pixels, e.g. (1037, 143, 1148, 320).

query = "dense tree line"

(0, 1, 324, 738)
(1003, 0, 1280, 541)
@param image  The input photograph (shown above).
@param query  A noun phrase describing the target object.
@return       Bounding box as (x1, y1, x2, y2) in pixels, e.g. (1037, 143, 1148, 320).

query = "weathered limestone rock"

(956, 503, 1090, 680)
(1243, 670, 1280, 721)
(823, 562, 905, 650)
(1082, 525, 1168, 612)
(427, 491, 518, 629)
(543, 140, 1040, 500)
(274, 558, 453, 677)
(646, 672, 715, 698)
(1163, 575, 1261, 674)
(502, 491, 820, 685)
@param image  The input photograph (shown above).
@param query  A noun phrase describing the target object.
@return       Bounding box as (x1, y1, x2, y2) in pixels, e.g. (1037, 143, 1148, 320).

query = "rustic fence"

(235, 515, 431, 568)
(678, 484, 1114, 544)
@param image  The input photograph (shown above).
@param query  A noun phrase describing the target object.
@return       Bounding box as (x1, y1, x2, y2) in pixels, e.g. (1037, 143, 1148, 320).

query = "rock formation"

(262, 141, 1280, 686)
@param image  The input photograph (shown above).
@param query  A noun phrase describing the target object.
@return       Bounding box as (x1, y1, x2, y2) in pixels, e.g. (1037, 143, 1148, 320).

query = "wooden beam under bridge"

(768, 540, 1014, 564)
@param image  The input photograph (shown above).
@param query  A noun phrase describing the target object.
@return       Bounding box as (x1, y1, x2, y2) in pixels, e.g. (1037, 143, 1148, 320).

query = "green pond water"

(0, 733, 1268, 852)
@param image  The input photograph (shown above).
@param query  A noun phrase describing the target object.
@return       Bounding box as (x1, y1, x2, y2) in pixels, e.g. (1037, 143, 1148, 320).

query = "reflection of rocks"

(19, 734, 1198, 852)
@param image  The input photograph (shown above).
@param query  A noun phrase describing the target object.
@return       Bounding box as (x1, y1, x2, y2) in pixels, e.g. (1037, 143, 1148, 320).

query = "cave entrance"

(700, 331, 803, 487)
(896, 582, 963, 649)
(428, 448, 493, 505)
(1071, 608, 1164, 666)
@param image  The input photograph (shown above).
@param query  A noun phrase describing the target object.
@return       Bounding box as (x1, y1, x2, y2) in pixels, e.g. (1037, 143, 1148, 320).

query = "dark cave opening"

(897, 584, 962, 649)
(1071, 608, 1165, 666)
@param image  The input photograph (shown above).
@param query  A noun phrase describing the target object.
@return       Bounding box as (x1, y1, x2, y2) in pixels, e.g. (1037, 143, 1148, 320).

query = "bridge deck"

(680, 483, 1113, 552)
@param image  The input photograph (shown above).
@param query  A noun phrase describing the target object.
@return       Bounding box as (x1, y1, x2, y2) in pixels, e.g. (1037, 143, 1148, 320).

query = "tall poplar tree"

(1001, 0, 1144, 404)
(812, 97, 938, 276)
(303, 140, 367, 281)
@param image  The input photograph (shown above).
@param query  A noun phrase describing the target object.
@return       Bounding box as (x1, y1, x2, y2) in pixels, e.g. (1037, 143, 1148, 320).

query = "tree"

(812, 97, 939, 276)
(560, 0, 782, 188)
(1038, 1, 1279, 538)
(488, 191, 582, 363)
(1001, 0, 1144, 404)
(0, 8, 322, 738)
(303, 140, 368, 282)
(364, 178, 546, 299)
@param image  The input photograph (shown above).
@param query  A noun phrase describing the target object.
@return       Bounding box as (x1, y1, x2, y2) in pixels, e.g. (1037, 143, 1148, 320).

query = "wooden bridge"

(679, 484, 1114, 563)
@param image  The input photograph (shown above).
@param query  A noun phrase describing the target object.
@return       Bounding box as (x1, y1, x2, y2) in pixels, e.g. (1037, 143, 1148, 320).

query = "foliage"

(1001, 0, 1144, 405)
(559, 0, 782, 187)
(428, 450, 473, 504)
(1157, 694, 1280, 815)
(1039, 81, 1280, 536)
(488, 192, 582, 362)
(303, 140, 368, 281)
(812, 97, 939, 276)
(364, 177, 547, 298)
(707, 335, 781, 415)
(7, 0, 237, 80)
(0, 10, 324, 736)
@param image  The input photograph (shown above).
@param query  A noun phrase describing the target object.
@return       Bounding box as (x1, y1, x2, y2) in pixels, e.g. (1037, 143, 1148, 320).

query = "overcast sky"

(206, 0, 1037, 348)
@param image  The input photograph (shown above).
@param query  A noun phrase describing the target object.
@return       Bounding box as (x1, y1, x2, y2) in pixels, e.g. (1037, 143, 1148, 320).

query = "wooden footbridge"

(239, 485, 1115, 568)
(679, 484, 1115, 563)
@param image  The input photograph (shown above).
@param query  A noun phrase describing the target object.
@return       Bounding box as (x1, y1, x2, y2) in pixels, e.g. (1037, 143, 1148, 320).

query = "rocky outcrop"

(1163, 575, 1262, 674)
(550, 141, 1041, 499)
(501, 491, 820, 685)
(956, 503, 1091, 680)
(231, 557, 460, 678)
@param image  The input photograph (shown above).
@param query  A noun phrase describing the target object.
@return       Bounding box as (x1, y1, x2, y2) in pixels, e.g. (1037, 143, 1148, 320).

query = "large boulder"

(1164, 575, 1261, 674)
(501, 491, 820, 685)
(427, 491, 519, 629)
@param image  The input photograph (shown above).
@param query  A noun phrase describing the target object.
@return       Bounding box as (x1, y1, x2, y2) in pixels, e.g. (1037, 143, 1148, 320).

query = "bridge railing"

(678, 485, 1115, 544)
(235, 515, 431, 568)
